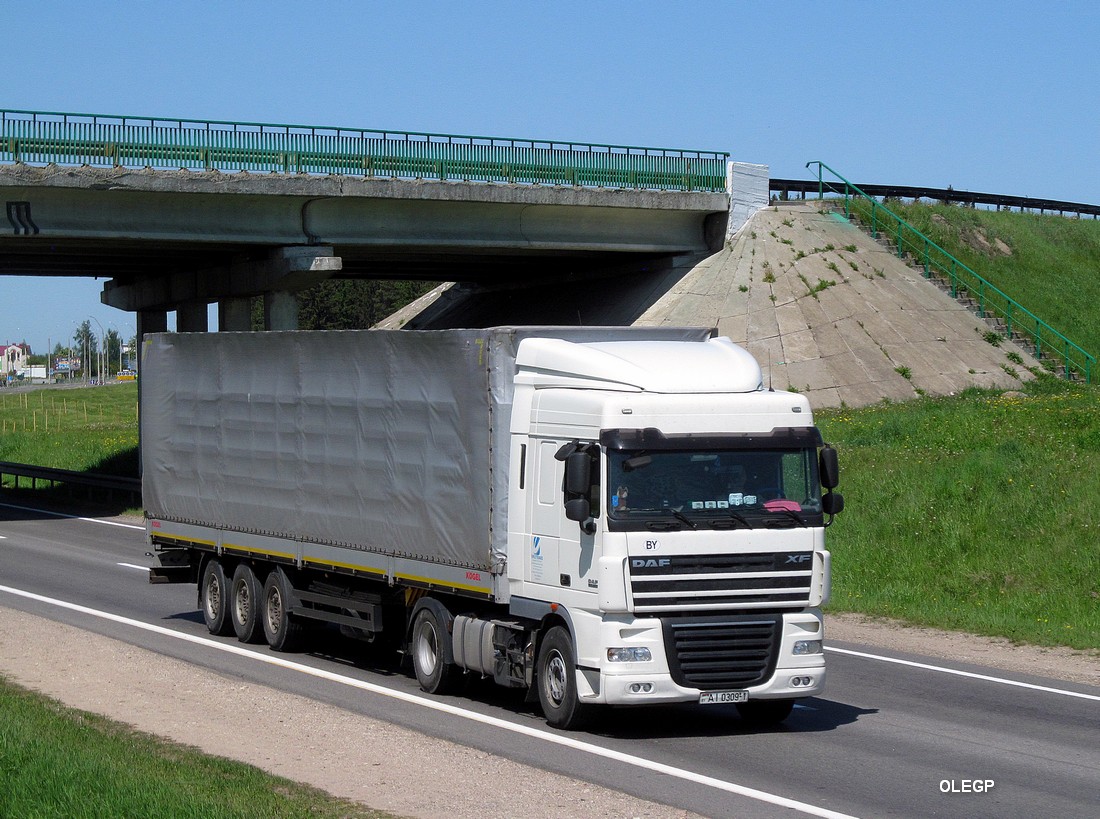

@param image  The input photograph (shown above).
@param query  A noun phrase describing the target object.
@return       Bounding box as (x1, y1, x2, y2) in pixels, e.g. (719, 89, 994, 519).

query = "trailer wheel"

(411, 608, 461, 694)
(230, 563, 264, 643)
(261, 567, 304, 652)
(200, 559, 233, 636)
(736, 699, 795, 727)
(537, 626, 592, 730)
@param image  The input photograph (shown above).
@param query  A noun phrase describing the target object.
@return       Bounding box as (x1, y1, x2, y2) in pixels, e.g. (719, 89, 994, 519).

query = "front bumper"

(576, 609, 826, 706)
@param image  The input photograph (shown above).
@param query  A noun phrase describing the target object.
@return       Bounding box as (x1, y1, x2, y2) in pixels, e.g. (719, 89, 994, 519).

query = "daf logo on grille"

(632, 558, 671, 569)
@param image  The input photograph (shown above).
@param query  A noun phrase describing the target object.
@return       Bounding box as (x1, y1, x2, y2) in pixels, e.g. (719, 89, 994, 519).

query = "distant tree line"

(47, 321, 133, 378)
(249, 279, 437, 330)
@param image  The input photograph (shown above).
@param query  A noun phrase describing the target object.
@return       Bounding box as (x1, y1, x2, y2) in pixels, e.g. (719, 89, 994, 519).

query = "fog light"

(607, 647, 653, 662)
(791, 675, 815, 687)
(629, 682, 654, 694)
(793, 639, 822, 656)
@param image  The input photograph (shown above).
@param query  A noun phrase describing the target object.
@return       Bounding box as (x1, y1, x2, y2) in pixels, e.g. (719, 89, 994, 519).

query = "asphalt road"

(1, 499, 1097, 818)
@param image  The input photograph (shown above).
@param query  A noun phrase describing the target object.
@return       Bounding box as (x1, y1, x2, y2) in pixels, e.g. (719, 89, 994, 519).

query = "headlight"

(793, 639, 823, 655)
(607, 647, 652, 662)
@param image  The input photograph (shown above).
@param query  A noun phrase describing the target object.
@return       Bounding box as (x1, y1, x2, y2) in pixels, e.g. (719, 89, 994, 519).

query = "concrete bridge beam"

(102, 246, 341, 313)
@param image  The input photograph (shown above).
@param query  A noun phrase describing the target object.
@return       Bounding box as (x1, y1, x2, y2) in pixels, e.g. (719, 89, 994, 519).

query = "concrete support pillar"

(218, 297, 253, 332)
(135, 309, 167, 377)
(264, 291, 299, 331)
(177, 302, 209, 333)
(136, 310, 168, 342)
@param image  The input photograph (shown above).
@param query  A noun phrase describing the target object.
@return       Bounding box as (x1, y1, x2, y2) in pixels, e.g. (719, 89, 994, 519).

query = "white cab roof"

(514, 336, 764, 393)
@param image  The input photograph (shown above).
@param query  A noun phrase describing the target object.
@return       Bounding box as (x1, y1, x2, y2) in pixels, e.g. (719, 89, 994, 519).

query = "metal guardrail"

(0, 108, 729, 193)
(806, 161, 1094, 384)
(0, 460, 140, 501)
(771, 178, 1100, 219)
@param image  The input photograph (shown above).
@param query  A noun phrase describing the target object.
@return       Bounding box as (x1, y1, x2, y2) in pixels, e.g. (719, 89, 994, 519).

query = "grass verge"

(0, 676, 390, 819)
(0, 383, 138, 476)
(819, 376, 1100, 650)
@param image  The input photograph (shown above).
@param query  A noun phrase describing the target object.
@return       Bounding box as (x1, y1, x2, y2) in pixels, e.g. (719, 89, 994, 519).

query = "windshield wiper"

(670, 508, 698, 530)
(761, 508, 807, 528)
(710, 510, 752, 530)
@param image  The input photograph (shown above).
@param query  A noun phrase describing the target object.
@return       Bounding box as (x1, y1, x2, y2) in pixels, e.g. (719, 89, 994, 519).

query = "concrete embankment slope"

(636, 202, 1037, 408)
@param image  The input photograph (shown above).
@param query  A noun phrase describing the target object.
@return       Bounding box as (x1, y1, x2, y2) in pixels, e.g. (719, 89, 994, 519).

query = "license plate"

(699, 690, 748, 704)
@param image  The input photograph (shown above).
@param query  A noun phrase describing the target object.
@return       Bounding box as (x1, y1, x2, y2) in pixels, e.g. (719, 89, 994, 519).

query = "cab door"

(527, 438, 562, 587)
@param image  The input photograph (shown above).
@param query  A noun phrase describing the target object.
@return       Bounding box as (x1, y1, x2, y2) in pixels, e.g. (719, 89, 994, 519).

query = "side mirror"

(564, 451, 591, 495)
(819, 445, 839, 490)
(565, 497, 591, 523)
(822, 491, 844, 516)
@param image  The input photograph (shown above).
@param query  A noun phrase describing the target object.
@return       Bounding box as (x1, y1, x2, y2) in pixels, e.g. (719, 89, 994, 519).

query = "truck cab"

(505, 336, 841, 727)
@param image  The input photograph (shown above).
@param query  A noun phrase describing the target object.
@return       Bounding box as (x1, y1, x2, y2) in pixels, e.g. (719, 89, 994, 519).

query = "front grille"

(663, 614, 782, 690)
(628, 551, 813, 612)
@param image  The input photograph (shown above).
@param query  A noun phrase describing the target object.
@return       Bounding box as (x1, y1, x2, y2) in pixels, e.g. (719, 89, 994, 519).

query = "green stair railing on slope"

(0, 109, 729, 193)
(806, 161, 1094, 384)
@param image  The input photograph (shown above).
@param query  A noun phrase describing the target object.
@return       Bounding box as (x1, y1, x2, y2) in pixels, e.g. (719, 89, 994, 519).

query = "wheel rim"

(234, 581, 250, 625)
(416, 620, 439, 675)
(204, 575, 221, 620)
(266, 586, 283, 635)
(545, 650, 568, 707)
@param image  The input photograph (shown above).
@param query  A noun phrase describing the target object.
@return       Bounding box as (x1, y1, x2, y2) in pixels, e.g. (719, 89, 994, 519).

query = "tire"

(736, 699, 795, 727)
(230, 563, 264, 643)
(261, 567, 304, 652)
(411, 607, 462, 695)
(200, 558, 233, 636)
(537, 625, 592, 730)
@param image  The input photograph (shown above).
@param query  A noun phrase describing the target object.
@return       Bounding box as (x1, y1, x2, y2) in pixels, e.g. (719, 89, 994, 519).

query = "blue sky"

(2, 0, 1097, 355)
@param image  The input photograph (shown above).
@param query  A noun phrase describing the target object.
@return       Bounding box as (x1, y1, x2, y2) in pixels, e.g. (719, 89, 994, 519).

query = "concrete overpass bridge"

(0, 109, 739, 337)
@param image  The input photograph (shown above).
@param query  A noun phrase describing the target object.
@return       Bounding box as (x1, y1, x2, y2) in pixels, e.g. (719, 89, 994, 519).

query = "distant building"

(1, 343, 30, 375)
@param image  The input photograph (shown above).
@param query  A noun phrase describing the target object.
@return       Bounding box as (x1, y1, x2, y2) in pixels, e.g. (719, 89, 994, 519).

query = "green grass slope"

(819, 376, 1099, 650)
(865, 201, 1100, 359)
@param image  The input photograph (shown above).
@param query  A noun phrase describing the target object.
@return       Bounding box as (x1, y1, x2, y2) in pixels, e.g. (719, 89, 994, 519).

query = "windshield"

(607, 447, 823, 529)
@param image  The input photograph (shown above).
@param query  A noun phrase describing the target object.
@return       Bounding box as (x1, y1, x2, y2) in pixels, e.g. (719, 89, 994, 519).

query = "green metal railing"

(807, 161, 1094, 384)
(0, 108, 729, 192)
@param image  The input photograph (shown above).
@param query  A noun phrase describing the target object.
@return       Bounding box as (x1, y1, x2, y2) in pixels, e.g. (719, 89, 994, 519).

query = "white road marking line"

(0, 501, 144, 531)
(0, 583, 857, 819)
(117, 563, 149, 572)
(826, 646, 1100, 701)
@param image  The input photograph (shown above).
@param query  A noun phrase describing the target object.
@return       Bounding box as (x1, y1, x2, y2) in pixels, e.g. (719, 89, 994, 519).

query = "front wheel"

(736, 699, 795, 727)
(537, 626, 592, 730)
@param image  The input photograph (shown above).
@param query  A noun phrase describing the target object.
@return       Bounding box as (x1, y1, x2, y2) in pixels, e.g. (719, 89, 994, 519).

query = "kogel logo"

(631, 558, 671, 569)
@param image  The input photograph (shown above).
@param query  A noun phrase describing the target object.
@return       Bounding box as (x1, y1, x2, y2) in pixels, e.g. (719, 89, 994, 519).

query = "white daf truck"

(146, 327, 842, 729)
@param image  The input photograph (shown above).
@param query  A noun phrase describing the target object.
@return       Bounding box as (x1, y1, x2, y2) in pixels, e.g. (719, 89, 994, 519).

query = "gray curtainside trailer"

(147, 327, 842, 729)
